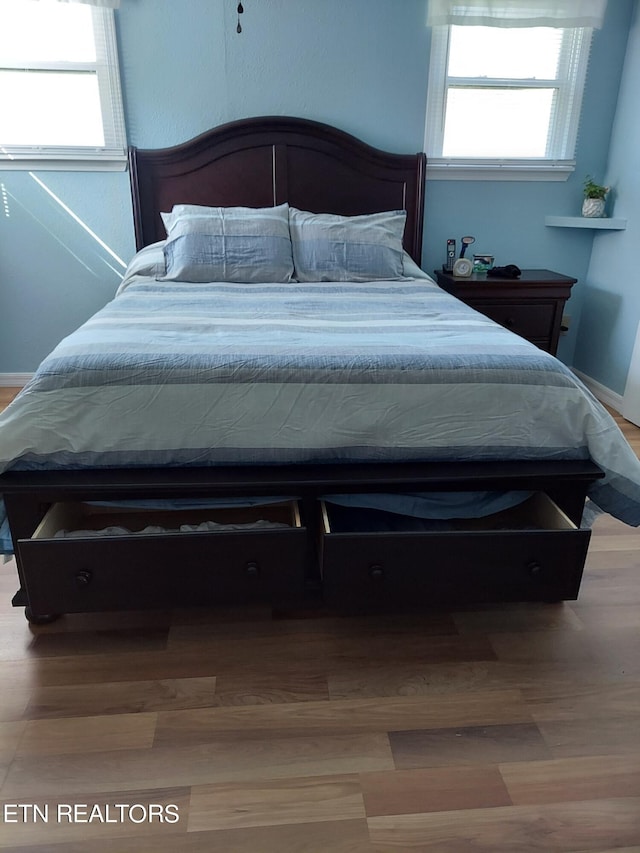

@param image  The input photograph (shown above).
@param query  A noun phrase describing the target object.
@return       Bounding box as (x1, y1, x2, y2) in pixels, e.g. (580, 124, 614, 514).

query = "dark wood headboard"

(128, 116, 426, 263)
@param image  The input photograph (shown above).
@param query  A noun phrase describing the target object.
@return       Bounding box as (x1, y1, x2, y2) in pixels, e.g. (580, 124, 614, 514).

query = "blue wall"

(0, 0, 634, 376)
(573, 1, 640, 396)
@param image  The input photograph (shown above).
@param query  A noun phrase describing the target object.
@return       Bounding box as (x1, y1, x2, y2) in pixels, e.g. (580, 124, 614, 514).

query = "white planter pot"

(582, 197, 606, 218)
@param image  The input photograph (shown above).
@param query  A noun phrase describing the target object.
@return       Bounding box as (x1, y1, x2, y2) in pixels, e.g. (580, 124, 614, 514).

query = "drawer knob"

(245, 561, 260, 577)
(75, 570, 92, 587)
(527, 561, 542, 576)
(369, 565, 385, 580)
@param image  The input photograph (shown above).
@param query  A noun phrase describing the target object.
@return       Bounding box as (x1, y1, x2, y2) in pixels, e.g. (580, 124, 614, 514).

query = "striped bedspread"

(2, 247, 640, 552)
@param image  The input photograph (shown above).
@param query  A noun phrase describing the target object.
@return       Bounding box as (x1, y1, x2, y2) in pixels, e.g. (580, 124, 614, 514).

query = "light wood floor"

(1, 389, 639, 851)
(0, 388, 21, 409)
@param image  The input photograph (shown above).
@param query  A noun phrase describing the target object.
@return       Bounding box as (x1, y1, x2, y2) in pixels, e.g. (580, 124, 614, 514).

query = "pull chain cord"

(237, 2, 244, 32)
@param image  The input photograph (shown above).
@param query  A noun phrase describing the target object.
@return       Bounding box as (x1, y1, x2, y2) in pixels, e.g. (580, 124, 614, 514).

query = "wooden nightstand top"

(434, 268, 577, 288)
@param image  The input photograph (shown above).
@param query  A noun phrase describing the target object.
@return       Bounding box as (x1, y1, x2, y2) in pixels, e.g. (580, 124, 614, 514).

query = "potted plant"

(582, 176, 609, 218)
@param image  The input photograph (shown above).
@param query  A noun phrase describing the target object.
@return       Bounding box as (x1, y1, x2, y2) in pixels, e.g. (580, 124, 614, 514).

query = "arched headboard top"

(129, 116, 426, 264)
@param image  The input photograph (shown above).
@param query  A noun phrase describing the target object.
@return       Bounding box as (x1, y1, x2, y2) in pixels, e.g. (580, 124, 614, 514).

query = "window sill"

(426, 159, 574, 182)
(0, 154, 128, 172)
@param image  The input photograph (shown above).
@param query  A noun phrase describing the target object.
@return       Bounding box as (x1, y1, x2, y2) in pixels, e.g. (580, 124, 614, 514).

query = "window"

(425, 24, 593, 180)
(0, 0, 126, 170)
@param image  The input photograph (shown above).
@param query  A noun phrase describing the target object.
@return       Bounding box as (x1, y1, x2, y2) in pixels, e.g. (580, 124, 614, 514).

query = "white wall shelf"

(545, 215, 627, 230)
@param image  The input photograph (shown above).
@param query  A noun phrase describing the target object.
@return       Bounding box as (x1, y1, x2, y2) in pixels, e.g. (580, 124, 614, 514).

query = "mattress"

(1, 244, 640, 553)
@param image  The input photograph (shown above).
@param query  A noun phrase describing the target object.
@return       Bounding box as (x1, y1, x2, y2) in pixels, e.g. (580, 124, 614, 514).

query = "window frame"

(0, 5, 127, 172)
(424, 24, 593, 181)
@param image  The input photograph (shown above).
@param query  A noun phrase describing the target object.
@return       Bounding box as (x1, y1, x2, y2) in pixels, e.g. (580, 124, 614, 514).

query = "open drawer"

(18, 500, 306, 616)
(319, 493, 591, 608)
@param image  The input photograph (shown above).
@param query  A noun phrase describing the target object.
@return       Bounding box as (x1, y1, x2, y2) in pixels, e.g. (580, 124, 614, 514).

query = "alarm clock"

(452, 257, 473, 277)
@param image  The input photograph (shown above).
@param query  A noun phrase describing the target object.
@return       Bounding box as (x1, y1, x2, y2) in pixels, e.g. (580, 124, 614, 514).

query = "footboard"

(1, 459, 604, 622)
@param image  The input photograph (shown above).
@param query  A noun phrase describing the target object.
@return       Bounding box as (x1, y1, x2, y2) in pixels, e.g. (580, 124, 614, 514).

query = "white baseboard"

(571, 368, 623, 413)
(0, 373, 33, 387)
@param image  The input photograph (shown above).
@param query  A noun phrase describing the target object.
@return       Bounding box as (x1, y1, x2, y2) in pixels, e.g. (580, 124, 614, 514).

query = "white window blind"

(0, 0, 126, 170)
(56, 1, 121, 7)
(425, 22, 594, 180)
(426, 0, 607, 29)
(424, 0, 606, 179)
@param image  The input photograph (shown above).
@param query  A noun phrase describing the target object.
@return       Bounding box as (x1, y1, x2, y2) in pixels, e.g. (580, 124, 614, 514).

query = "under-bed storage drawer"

(17, 501, 305, 615)
(320, 494, 591, 608)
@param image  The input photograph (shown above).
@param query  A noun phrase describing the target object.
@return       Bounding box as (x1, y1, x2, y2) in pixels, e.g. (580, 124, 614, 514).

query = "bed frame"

(1, 117, 603, 623)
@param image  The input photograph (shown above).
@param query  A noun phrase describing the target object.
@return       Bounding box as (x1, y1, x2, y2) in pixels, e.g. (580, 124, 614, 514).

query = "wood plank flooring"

(0, 390, 639, 850)
(0, 388, 20, 410)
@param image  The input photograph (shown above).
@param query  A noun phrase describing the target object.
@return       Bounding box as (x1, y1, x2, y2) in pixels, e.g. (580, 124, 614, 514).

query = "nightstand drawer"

(433, 269, 575, 357)
(474, 301, 554, 338)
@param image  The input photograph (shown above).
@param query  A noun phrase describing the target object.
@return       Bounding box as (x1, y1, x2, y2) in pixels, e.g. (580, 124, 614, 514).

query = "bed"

(2, 116, 640, 624)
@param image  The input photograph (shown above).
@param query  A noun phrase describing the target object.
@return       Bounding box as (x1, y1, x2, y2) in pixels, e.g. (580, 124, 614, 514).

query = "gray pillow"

(159, 204, 294, 283)
(289, 207, 407, 282)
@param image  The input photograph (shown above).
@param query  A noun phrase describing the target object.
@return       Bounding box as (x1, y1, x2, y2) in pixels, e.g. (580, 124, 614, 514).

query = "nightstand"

(433, 268, 576, 356)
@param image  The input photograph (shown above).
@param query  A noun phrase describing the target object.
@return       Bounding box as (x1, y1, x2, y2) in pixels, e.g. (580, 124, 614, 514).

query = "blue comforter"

(2, 246, 640, 552)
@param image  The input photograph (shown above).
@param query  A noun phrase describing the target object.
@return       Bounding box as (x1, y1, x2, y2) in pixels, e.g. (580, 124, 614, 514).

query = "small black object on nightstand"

(487, 264, 522, 278)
